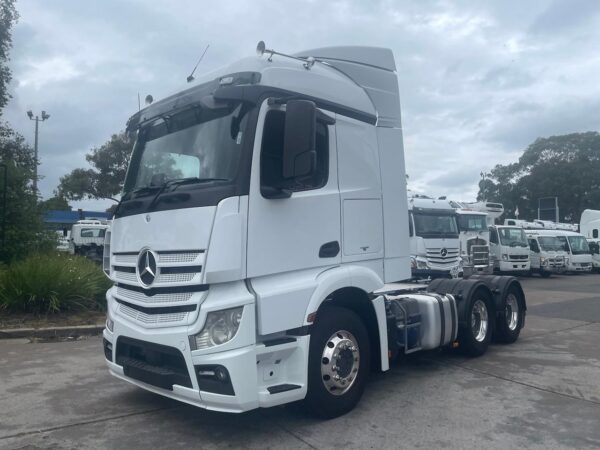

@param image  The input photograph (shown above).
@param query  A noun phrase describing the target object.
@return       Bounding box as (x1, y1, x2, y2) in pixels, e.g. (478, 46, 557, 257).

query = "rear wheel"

(304, 305, 370, 419)
(495, 285, 525, 343)
(459, 289, 493, 357)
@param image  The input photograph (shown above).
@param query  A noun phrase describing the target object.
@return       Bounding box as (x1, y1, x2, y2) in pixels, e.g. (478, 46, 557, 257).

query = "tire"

(304, 305, 370, 419)
(540, 270, 552, 278)
(495, 285, 525, 344)
(458, 288, 493, 357)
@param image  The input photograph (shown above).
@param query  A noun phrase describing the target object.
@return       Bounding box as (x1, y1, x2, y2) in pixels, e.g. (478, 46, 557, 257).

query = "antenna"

(137, 93, 141, 112)
(187, 44, 210, 83)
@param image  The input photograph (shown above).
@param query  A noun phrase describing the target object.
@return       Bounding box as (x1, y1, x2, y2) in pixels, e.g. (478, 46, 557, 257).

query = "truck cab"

(524, 231, 568, 277)
(455, 209, 491, 275)
(101, 44, 527, 418)
(535, 230, 593, 273)
(408, 197, 461, 279)
(488, 225, 530, 273)
(70, 220, 109, 260)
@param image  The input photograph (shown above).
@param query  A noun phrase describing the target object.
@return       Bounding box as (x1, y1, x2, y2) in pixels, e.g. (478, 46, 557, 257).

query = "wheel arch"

(304, 265, 386, 372)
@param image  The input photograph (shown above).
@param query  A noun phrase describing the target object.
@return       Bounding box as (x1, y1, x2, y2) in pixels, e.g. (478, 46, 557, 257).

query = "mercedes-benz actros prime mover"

(102, 43, 527, 418)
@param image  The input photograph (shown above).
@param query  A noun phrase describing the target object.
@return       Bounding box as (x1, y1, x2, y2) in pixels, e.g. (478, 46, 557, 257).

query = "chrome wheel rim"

(320, 330, 360, 396)
(505, 294, 519, 331)
(471, 299, 489, 342)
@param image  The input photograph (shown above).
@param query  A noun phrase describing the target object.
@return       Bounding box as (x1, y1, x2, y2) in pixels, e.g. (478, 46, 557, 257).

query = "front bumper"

(103, 285, 309, 413)
(498, 260, 530, 272)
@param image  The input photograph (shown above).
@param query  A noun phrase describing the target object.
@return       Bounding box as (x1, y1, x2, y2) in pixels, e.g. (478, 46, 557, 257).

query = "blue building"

(45, 210, 111, 236)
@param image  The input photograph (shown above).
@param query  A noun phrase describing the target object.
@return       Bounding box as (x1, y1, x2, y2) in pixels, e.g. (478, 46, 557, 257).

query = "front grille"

(470, 245, 490, 266)
(115, 270, 138, 283)
(426, 248, 459, 267)
(157, 273, 196, 283)
(119, 302, 189, 325)
(509, 254, 529, 261)
(158, 251, 203, 264)
(114, 254, 137, 264)
(116, 286, 193, 304)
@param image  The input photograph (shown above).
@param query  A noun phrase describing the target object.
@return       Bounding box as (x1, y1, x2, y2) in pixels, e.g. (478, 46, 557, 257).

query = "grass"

(0, 253, 111, 314)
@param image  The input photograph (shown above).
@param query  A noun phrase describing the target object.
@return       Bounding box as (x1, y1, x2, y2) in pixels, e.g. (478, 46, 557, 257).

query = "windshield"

(458, 214, 487, 232)
(498, 228, 528, 247)
(413, 212, 458, 238)
(80, 228, 106, 238)
(555, 236, 571, 252)
(124, 102, 248, 194)
(567, 236, 591, 255)
(538, 236, 565, 252)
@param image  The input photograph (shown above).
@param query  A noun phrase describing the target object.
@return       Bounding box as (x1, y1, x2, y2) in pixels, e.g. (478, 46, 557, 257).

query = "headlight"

(540, 257, 546, 265)
(502, 254, 508, 261)
(417, 259, 428, 269)
(411, 257, 417, 268)
(190, 307, 243, 350)
(106, 310, 114, 333)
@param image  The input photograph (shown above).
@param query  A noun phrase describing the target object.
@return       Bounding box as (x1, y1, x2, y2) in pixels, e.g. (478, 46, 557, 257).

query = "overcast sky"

(4, 0, 600, 211)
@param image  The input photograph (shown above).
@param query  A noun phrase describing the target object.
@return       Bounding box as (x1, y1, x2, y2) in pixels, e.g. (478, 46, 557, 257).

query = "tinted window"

(529, 239, 540, 253)
(593, 229, 599, 239)
(260, 110, 328, 192)
(458, 214, 487, 232)
(489, 228, 498, 244)
(413, 213, 458, 238)
(80, 228, 106, 238)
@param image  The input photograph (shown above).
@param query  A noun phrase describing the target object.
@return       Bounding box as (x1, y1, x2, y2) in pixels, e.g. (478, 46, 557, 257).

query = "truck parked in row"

(524, 231, 567, 277)
(102, 43, 527, 418)
(488, 225, 531, 274)
(534, 230, 593, 273)
(454, 207, 491, 276)
(408, 196, 461, 279)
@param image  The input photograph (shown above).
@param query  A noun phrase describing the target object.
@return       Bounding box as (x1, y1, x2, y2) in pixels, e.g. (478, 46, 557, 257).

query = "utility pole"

(0, 163, 6, 257)
(27, 109, 50, 194)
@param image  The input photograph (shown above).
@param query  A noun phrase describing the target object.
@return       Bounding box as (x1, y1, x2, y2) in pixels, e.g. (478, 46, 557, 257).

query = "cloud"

(2, 0, 600, 211)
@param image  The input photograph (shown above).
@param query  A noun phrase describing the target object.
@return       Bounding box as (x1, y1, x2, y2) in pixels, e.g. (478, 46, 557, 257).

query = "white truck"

(69, 220, 110, 260)
(408, 196, 461, 279)
(102, 43, 527, 418)
(523, 231, 568, 277)
(488, 225, 531, 274)
(462, 201, 504, 226)
(454, 208, 491, 275)
(534, 230, 593, 273)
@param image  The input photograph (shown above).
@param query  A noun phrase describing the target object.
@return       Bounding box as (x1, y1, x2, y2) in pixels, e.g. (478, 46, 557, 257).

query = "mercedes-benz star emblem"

(137, 249, 157, 286)
(440, 248, 448, 257)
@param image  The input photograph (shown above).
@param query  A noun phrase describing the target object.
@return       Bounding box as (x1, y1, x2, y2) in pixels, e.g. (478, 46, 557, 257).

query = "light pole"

(27, 109, 50, 194)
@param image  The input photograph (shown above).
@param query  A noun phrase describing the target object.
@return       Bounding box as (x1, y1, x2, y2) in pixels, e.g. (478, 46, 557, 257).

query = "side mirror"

(283, 100, 317, 180)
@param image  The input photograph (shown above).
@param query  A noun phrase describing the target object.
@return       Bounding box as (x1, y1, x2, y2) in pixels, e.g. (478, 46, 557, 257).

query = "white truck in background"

(70, 220, 110, 261)
(101, 43, 527, 418)
(534, 230, 593, 273)
(488, 225, 530, 274)
(462, 201, 504, 226)
(505, 218, 577, 232)
(453, 206, 491, 275)
(523, 231, 567, 277)
(408, 196, 461, 279)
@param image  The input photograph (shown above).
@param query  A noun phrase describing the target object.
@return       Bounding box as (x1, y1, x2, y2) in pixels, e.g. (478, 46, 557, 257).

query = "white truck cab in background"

(69, 220, 110, 258)
(524, 231, 568, 277)
(102, 44, 527, 418)
(407, 196, 461, 279)
(580, 209, 600, 272)
(488, 225, 530, 273)
(534, 230, 592, 273)
(454, 208, 491, 275)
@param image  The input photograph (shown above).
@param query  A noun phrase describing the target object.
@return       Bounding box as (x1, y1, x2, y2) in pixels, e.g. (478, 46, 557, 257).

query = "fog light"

(502, 254, 508, 261)
(214, 366, 228, 382)
(106, 313, 114, 333)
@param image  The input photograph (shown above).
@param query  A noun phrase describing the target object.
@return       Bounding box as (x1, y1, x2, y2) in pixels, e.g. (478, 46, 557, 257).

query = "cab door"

(529, 238, 541, 269)
(246, 100, 340, 278)
(489, 227, 500, 268)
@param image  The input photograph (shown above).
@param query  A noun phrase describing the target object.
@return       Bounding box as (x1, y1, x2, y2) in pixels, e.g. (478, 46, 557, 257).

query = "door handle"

(319, 241, 340, 258)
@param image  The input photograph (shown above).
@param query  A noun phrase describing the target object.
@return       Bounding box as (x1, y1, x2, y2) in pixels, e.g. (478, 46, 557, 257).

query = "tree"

(0, 0, 18, 115)
(0, 124, 55, 262)
(477, 132, 600, 222)
(58, 132, 132, 202)
(40, 195, 71, 212)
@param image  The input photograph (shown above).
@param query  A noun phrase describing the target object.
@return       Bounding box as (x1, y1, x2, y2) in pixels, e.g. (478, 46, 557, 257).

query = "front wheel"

(459, 289, 493, 357)
(540, 269, 552, 278)
(495, 285, 525, 344)
(304, 305, 370, 419)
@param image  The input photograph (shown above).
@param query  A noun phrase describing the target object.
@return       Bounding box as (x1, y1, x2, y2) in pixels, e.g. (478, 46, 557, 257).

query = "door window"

(489, 228, 498, 244)
(260, 109, 328, 193)
(529, 239, 540, 253)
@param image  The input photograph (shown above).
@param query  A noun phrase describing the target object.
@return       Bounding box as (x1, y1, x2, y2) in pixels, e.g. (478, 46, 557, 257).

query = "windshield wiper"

(145, 177, 228, 210)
